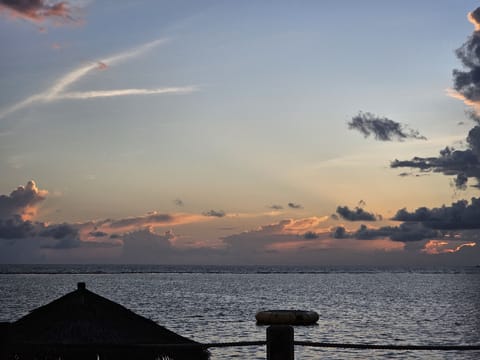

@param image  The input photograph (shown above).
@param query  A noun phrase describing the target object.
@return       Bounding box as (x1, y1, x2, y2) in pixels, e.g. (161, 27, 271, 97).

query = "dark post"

(266, 325, 294, 360)
(0, 322, 10, 359)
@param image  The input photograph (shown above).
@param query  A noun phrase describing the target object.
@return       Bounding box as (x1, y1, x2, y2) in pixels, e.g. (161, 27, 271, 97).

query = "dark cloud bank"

(333, 197, 480, 245)
(332, 223, 440, 243)
(391, 129, 480, 190)
(0, 180, 478, 265)
(0, 181, 117, 253)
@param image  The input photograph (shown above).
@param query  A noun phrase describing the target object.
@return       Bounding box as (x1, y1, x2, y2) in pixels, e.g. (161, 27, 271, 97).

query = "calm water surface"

(0, 265, 479, 359)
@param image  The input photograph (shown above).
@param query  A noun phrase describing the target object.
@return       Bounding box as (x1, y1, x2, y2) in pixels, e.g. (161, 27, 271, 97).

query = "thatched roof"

(4, 282, 209, 360)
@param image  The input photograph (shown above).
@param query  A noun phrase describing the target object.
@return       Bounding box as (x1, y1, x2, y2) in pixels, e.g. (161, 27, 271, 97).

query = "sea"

(0, 264, 479, 359)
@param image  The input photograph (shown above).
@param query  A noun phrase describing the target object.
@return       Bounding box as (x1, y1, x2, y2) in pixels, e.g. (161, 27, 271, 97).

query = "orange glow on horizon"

(76, 212, 212, 242)
(266, 237, 404, 253)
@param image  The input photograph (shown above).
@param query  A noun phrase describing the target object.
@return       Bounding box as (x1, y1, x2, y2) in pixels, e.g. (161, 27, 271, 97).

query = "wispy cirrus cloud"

(57, 87, 197, 100)
(0, 39, 197, 119)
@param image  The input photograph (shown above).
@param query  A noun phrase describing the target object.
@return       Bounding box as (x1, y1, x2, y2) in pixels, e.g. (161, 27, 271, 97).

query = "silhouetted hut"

(2, 282, 209, 360)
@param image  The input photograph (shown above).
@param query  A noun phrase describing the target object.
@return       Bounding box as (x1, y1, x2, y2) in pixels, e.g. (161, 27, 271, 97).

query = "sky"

(1, 0, 480, 265)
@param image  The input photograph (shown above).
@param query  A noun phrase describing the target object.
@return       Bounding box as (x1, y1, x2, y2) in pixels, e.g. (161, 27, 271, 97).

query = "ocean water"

(0, 265, 479, 359)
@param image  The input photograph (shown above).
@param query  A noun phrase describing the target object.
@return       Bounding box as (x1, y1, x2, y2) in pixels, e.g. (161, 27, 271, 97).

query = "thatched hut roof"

(3, 282, 209, 360)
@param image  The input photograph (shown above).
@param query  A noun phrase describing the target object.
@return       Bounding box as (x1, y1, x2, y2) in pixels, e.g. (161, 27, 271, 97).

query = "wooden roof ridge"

(3, 282, 210, 359)
(8, 282, 199, 345)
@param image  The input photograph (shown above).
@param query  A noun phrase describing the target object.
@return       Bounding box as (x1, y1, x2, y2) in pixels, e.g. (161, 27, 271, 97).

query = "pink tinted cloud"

(221, 218, 405, 264)
(0, 180, 48, 220)
(282, 216, 329, 233)
(266, 237, 404, 253)
(422, 240, 476, 255)
(0, 0, 77, 24)
(96, 61, 108, 70)
(74, 212, 210, 245)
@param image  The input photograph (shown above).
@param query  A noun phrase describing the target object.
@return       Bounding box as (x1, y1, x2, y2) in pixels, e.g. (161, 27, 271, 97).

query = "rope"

(206, 341, 266, 348)
(294, 341, 480, 351)
(8, 340, 480, 351)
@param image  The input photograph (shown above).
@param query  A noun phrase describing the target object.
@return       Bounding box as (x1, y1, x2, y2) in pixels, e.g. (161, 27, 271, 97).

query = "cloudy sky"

(1, 0, 480, 265)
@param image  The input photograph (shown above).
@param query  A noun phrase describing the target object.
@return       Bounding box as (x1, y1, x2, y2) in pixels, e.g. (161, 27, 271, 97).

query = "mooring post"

(266, 325, 294, 360)
(0, 322, 9, 359)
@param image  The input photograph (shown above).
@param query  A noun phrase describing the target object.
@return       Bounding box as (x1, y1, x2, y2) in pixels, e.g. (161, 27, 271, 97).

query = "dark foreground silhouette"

(0, 282, 209, 360)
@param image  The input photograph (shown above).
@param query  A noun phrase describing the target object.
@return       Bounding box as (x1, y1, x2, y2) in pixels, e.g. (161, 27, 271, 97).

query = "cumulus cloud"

(303, 231, 319, 239)
(0, 182, 209, 255)
(0, 181, 475, 263)
(287, 202, 303, 209)
(0, 0, 76, 24)
(268, 204, 283, 210)
(450, 7, 480, 112)
(282, 216, 328, 232)
(332, 223, 476, 256)
(333, 196, 480, 254)
(120, 228, 174, 263)
(394, 9, 480, 189)
(0, 180, 47, 220)
(0, 216, 35, 239)
(331, 223, 439, 242)
(0, 215, 115, 251)
(355, 223, 440, 242)
(174, 198, 184, 207)
(335, 198, 480, 248)
(222, 220, 314, 253)
(202, 209, 226, 218)
(393, 197, 480, 230)
(391, 129, 480, 189)
(35, 222, 116, 250)
(88, 231, 108, 237)
(336, 205, 378, 221)
(39, 223, 78, 239)
(220, 218, 405, 264)
(348, 112, 426, 141)
(453, 172, 469, 190)
(41, 236, 82, 249)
